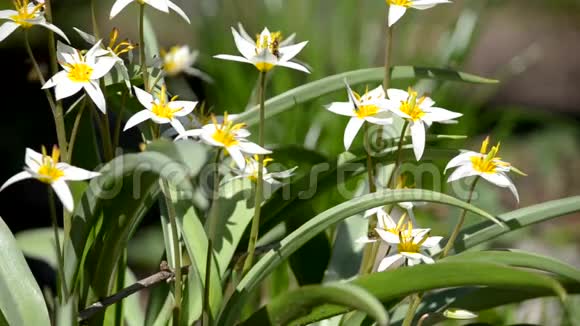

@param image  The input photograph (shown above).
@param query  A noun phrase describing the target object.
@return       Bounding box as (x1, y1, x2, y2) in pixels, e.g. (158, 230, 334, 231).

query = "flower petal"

(445, 151, 476, 172)
(110, 0, 134, 19)
(169, 119, 186, 135)
(73, 27, 97, 45)
(410, 121, 426, 160)
(228, 146, 246, 170)
(145, 0, 169, 13)
(375, 228, 400, 244)
(37, 21, 70, 43)
(0, 22, 19, 43)
(133, 86, 154, 110)
(175, 128, 203, 140)
(231, 26, 257, 60)
(168, 0, 190, 23)
(57, 163, 100, 181)
(481, 172, 520, 203)
(378, 254, 403, 272)
(92, 56, 117, 79)
(54, 78, 83, 100)
(279, 41, 308, 62)
(84, 81, 106, 113)
(276, 60, 310, 73)
(0, 171, 34, 192)
(386, 88, 409, 102)
(344, 117, 364, 150)
(213, 54, 252, 64)
(326, 102, 356, 117)
(411, 0, 451, 10)
(365, 116, 393, 125)
(421, 236, 442, 248)
(425, 107, 462, 123)
(51, 180, 74, 212)
(447, 164, 479, 183)
(238, 141, 271, 155)
(25, 148, 43, 171)
(388, 5, 407, 27)
(169, 100, 197, 116)
(0, 10, 18, 20)
(123, 109, 154, 131)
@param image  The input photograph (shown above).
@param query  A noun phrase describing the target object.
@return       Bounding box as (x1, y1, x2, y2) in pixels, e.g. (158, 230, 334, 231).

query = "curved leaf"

(64, 141, 204, 305)
(243, 262, 565, 326)
(0, 216, 50, 326)
(217, 189, 496, 325)
(437, 196, 580, 255)
(443, 250, 580, 283)
(235, 66, 497, 127)
(239, 283, 388, 326)
(15, 227, 62, 268)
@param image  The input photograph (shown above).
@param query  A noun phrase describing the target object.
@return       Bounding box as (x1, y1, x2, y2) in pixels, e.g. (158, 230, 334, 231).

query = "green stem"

(402, 293, 423, 326)
(139, 4, 149, 91)
(48, 187, 68, 302)
(43, 0, 68, 163)
(207, 149, 222, 240)
(359, 123, 379, 275)
(90, 0, 100, 39)
(386, 120, 409, 190)
(202, 239, 213, 326)
(383, 19, 393, 91)
(67, 98, 87, 160)
(243, 71, 267, 275)
(101, 108, 114, 161)
(161, 181, 182, 326)
(113, 91, 128, 150)
(441, 176, 480, 258)
(23, 31, 56, 111)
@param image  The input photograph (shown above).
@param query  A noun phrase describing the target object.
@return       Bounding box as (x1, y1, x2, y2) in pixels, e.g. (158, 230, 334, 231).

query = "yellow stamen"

(470, 137, 504, 174)
(255, 31, 283, 58)
(352, 87, 380, 118)
(10, 0, 44, 28)
(386, 0, 412, 7)
(397, 222, 427, 253)
(398, 87, 426, 122)
(150, 85, 182, 119)
(211, 112, 245, 148)
(67, 63, 94, 83)
(37, 145, 64, 184)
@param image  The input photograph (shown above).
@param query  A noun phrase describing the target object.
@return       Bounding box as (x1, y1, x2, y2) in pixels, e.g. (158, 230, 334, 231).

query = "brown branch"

(78, 262, 190, 322)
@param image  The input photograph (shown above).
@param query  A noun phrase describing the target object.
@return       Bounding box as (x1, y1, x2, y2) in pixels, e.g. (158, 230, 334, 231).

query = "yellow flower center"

(10, 0, 43, 28)
(396, 222, 429, 254)
(247, 155, 273, 182)
(67, 63, 94, 83)
(470, 136, 503, 173)
(352, 88, 381, 118)
(211, 113, 245, 148)
(387, 0, 412, 7)
(150, 85, 182, 119)
(399, 87, 426, 122)
(254, 31, 282, 72)
(37, 145, 64, 184)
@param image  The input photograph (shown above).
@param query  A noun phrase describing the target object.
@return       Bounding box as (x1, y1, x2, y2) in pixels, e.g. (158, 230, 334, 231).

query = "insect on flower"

(0, 0, 69, 43)
(215, 24, 309, 73)
(0, 146, 100, 212)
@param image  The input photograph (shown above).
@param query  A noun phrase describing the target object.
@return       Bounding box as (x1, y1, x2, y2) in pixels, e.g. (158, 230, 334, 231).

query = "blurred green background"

(0, 0, 579, 324)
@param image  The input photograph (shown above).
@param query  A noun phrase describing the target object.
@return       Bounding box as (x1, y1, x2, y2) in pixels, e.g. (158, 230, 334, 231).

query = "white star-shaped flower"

(387, 87, 462, 161)
(386, 0, 451, 27)
(445, 136, 526, 202)
(215, 25, 309, 73)
(230, 155, 297, 186)
(158, 45, 211, 83)
(124, 85, 197, 135)
(0, 146, 100, 212)
(326, 82, 393, 150)
(110, 0, 190, 23)
(42, 41, 117, 113)
(0, 0, 69, 43)
(176, 113, 271, 170)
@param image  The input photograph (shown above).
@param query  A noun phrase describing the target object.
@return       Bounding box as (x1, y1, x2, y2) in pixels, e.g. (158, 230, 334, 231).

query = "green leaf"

(245, 262, 566, 325)
(63, 142, 201, 305)
(217, 189, 496, 325)
(0, 216, 51, 326)
(234, 66, 497, 127)
(239, 283, 389, 326)
(15, 227, 62, 268)
(443, 250, 580, 283)
(144, 281, 171, 326)
(439, 196, 580, 255)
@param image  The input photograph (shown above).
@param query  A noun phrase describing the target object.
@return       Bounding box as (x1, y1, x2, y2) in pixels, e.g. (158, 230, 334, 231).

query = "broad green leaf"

(239, 283, 389, 326)
(443, 250, 580, 283)
(124, 268, 145, 326)
(438, 196, 580, 255)
(144, 281, 171, 326)
(234, 66, 497, 127)
(63, 142, 202, 306)
(217, 189, 496, 325)
(244, 262, 566, 325)
(56, 297, 77, 326)
(0, 216, 50, 326)
(15, 227, 62, 268)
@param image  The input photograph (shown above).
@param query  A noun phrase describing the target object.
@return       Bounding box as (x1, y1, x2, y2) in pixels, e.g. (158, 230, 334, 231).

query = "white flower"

(230, 155, 296, 186)
(176, 113, 271, 170)
(214, 25, 309, 73)
(110, 0, 190, 24)
(42, 41, 116, 113)
(386, 0, 451, 27)
(0, 0, 69, 43)
(326, 83, 393, 150)
(375, 220, 442, 271)
(74, 27, 136, 90)
(387, 87, 462, 161)
(159, 45, 212, 82)
(445, 136, 526, 202)
(0, 146, 100, 212)
(124, 85, 197, 135)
